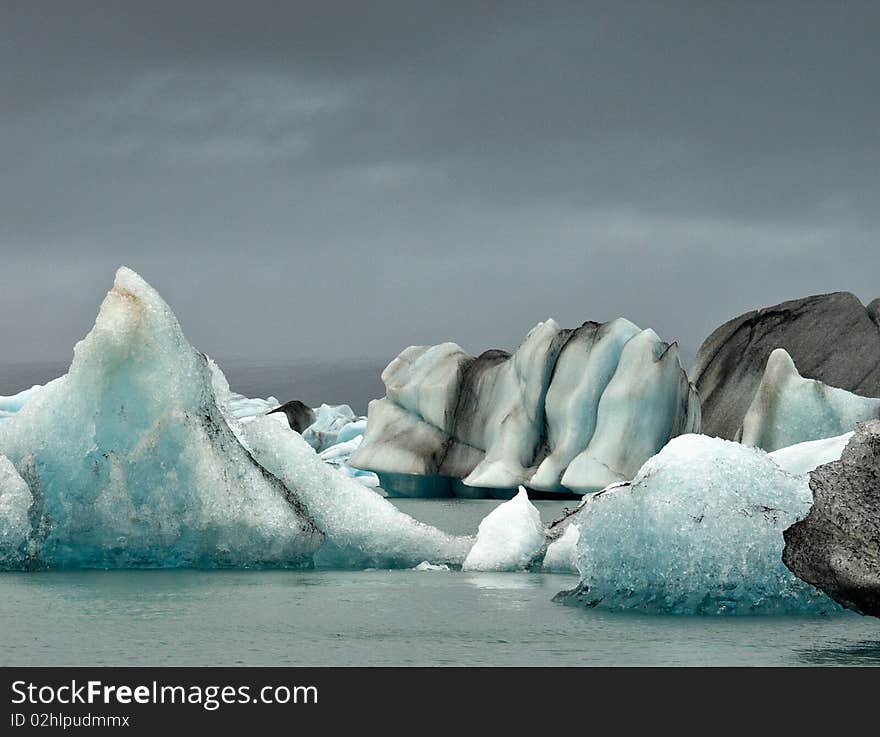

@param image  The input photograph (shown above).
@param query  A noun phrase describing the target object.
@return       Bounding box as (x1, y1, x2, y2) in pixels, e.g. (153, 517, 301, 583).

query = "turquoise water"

(1, 500, 879, 666)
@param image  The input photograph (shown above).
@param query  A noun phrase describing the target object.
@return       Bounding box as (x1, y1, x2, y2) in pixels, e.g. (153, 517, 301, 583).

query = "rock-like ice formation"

(0, 268, 323, 569)
(557, 435, 837, 614)
(738, 349, 880, 451)
(783, 421, 880, 617)
(693, 292, 880, 440)
(351, 318, 699, 497)
(237, 413, 473, 569)
(461, 487, 546, 571)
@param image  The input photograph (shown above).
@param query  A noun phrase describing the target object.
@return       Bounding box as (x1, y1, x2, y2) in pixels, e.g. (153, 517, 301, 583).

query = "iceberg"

(301, 403, 362, 452)
(739, 349, 880, 451)
(0, 385, 46, 425)
(542, 523, 580, 573)
(558, 434, 838, 614)
(693, 291, 880, 440)
(221, 390, 282, 421)
(0, 267, 323, 569)
(351, 318, 699, 497)
(237, 413, 473, 569)
(0, 455, 34, 568)
(767, 432, 852, 475)
(461, 487, 546, 571)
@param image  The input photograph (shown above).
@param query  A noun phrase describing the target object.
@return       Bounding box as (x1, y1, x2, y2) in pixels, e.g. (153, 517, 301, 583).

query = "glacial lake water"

(3, 362, 880, 666)
(2, 499, 880, 667)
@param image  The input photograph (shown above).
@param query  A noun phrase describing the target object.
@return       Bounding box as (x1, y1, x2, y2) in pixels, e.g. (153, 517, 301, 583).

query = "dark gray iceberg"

(693, 292, 880, 440)
(782, 420, 880, 617)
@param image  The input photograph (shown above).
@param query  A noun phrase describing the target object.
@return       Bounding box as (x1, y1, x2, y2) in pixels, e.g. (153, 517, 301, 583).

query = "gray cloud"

(1, 1, 878, 375)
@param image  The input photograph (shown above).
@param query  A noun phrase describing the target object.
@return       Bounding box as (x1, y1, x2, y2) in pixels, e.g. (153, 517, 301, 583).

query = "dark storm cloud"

(1, 1, 878, 376)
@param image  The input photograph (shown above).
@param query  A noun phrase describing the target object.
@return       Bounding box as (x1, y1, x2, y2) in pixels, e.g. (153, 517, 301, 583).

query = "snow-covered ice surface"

(462, 487, 546, 571)
(740, 349, 880, 451)
(0, 268, 323, 569)
(560, 435, 839, 615)
(0, 385, 45, 425)
(210, 369, 379, 489)
(768, 432, 852, 475)
(237, 413, 473, 569)
(0, 455, 33, 568)
(351, 318, 699, 496)
(542, 523, 580, 573)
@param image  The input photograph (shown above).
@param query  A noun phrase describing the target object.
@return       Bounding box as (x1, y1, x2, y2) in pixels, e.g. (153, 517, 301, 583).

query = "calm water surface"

(3, 363, 879, 666)
(2, 568, 879, 667)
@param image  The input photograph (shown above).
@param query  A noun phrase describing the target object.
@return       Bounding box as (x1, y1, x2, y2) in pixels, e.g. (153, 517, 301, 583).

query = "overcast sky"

(2, 1, 878, 371)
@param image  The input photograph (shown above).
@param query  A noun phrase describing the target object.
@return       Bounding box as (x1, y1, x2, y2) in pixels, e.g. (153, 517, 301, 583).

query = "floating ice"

(0, 268, 323, 569)
(542, 523, 580, 573)
(560, 434, 838, 614)
(0, 455, 33, 568)
(351, 318, 699, 497)
(768, 432, 852, 475)
(413, 561, 450, 571)
(462, 487, 546, 571)
(318, 435, 381, 489)
(0, 385, 46, 425)
(560, 329, 700, 492)
(739, 349, 880, 451)
(237, 413, 473, 569)
(302, 404, 360, 452)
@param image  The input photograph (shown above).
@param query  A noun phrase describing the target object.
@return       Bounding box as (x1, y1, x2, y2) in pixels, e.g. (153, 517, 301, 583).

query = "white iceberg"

(0, 385, 46, 425)
(562, 434, 838, 614)
(542, 523, 580, 573)
(412, 561, 450, 571)
(462, 487, 546, 571)
(768, 431, 853, 475)
(0, 455, 33, 568)
(739, 348, 880, 451)
(237, 412, 473, 569)
(351, 318, 699, 497)
(0, 267, 323, 569)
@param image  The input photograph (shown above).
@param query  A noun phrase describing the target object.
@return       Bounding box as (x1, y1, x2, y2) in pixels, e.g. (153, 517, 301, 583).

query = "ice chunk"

(413, 561, 450, 571)
(0, 384, 46, 425)
(561, 435, 837, 614)
(318, 435, 381, 488)
(768, 432, 853, 475)
(462, 487, 546, 571)
(562, 330, 700, 493)
(237, 413, 473, 569)
(530, 319, 640, 491)
(352, 318, 699, 497)
(462, 320, 568, 489)
(0, 267, 322, 569)
(542, 523, 580, 573)
(0, 455, 33, 568)
(739, 348, 880, 451)
(301, 403, 360, 451)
